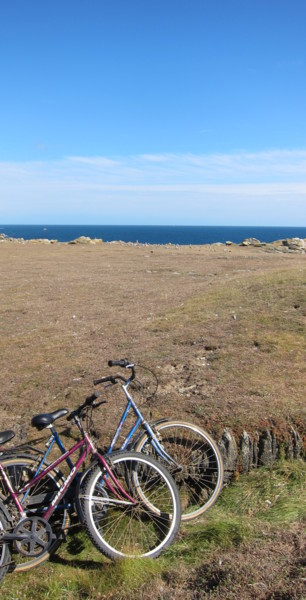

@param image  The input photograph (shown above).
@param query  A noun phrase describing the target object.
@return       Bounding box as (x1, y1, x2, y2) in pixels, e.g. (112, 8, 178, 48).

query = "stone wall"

(218, 426, 303, 482)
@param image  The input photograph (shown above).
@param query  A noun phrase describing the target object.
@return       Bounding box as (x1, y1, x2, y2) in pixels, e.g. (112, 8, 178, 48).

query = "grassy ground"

(150, 267, 306, 437)
(1, 459, 305, 599)
(0, 242, 305, 442)
(0, 241, 305, 597)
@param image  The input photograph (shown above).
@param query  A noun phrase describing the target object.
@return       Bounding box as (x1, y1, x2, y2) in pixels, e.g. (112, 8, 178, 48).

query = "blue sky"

(0, 0, 305, 225)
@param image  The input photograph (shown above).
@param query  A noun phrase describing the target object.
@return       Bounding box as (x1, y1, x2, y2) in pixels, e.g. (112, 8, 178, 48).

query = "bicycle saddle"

(0, 430, 15, 445)
(31, 409, 69, 430)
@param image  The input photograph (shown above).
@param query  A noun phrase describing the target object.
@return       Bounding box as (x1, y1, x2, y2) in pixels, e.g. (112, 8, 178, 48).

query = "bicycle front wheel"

(81, 451, 181, 560)
(134, 420, 223, 521)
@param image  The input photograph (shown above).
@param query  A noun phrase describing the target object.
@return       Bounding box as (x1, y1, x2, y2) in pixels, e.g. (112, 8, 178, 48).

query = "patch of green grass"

(167, 517, 250, 565)
(1, 460, 304, 599)
(150, 269, 305, 429)
(177, 271, 303, 339)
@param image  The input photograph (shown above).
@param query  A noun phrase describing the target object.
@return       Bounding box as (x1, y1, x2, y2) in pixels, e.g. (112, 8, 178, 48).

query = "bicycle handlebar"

(94, 359, 136, 386)
(68, 359, 136, 423)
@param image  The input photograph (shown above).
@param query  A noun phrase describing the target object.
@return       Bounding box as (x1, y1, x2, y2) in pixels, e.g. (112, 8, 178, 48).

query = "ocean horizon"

(1, 224, 306, 246)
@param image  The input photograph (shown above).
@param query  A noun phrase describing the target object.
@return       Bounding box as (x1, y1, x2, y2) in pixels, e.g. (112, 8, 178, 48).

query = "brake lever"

(92, 400, 108, 409)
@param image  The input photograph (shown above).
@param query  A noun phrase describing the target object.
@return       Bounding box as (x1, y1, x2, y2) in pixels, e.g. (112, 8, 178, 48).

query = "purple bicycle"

(0, 393, 181, 579)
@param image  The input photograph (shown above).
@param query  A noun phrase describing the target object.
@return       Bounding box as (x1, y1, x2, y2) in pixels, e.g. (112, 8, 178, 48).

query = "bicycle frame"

(0, 427, 136, 524)
(3, 377, 180, 499)
(105, 380, 175, 465)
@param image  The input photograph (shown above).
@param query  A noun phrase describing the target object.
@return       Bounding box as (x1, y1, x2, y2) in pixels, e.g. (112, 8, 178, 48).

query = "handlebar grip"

(94, 375, 117, 386)
(108, 359, 130, 368)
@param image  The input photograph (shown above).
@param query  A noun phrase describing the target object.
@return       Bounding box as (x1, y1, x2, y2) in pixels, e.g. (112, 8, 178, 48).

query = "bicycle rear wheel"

(0, 505, 11, 583)
(81, 451, 181, 559)
(0, 457, 70, 572)
(134, 420, 223, 521)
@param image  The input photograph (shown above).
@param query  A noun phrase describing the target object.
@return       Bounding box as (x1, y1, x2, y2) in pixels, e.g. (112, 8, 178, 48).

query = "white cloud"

(67, 156, 121, 168)
(67, 149, 306, 183)
(0, 150, 305, 225)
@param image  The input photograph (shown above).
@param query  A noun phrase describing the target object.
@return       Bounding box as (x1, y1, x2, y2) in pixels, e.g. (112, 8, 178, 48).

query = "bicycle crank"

(12, 516, 54, 557)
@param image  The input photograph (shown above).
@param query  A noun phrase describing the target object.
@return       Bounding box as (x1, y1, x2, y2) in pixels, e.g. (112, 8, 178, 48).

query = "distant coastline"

(1, 224, 306, 246)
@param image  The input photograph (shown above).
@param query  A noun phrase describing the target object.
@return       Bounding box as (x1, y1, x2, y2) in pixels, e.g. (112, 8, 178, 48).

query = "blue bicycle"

(1, 360, 223, 524)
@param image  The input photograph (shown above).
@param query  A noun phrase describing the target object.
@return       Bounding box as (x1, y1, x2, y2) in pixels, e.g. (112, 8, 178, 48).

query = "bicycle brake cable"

(135, 363, 159, 401)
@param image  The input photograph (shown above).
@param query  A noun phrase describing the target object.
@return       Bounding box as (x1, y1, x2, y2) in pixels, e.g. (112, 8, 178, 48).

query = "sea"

(1, 225, 306, 246)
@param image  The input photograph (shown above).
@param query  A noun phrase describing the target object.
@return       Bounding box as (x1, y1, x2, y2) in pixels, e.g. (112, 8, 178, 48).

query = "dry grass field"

(0, 240, 305, 599)
(0, 241, 305, 444)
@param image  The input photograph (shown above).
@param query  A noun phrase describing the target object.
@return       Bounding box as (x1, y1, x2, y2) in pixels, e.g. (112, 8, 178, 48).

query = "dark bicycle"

(1, 359, 223, 524)
(0, 392, 181, 579)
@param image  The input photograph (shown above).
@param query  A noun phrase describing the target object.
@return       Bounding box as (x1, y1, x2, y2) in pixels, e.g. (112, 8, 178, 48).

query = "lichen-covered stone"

(240, 430, 252, 473)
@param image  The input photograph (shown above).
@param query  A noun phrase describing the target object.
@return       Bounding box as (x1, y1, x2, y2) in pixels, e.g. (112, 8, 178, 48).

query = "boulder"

(69, 236, 103, 245)
(282, 238, 305, 251)
(240, 238, 262, 247)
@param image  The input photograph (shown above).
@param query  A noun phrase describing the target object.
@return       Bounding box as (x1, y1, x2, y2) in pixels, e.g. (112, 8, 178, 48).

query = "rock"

(69, 236, 92, 245)
(0, 235, 23, 243)
(218, 428, 238, 481)
(27, 238, 56, 244)
(282, 237, 305, 251)
(286, 427, 302, 459)
(240, 430, 252, 473)
(240, 238, 262, 247)
(252, 431, 260, 468)
(215, 425, 303, 482)
(258, 429, 279, 466)
(68, 236, 103, 245)
(266, 237, 306, 254)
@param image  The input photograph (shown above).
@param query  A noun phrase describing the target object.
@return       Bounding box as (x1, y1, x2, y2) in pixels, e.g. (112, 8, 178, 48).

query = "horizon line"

(1, 224, 306, 229)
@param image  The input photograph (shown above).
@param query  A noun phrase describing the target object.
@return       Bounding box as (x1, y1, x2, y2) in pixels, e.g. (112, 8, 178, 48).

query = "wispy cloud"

(68, 149, 306, 183)
(0, 150, 305, 225)
(1, 149, 306, 186)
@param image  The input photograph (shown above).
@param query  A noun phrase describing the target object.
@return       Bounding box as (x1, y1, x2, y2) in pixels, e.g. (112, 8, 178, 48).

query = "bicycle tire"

(134, 420, 223, 521)
(81, 451, 181, 560)
(0, 504, 11, 583)
(0, 456, 70, 572)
